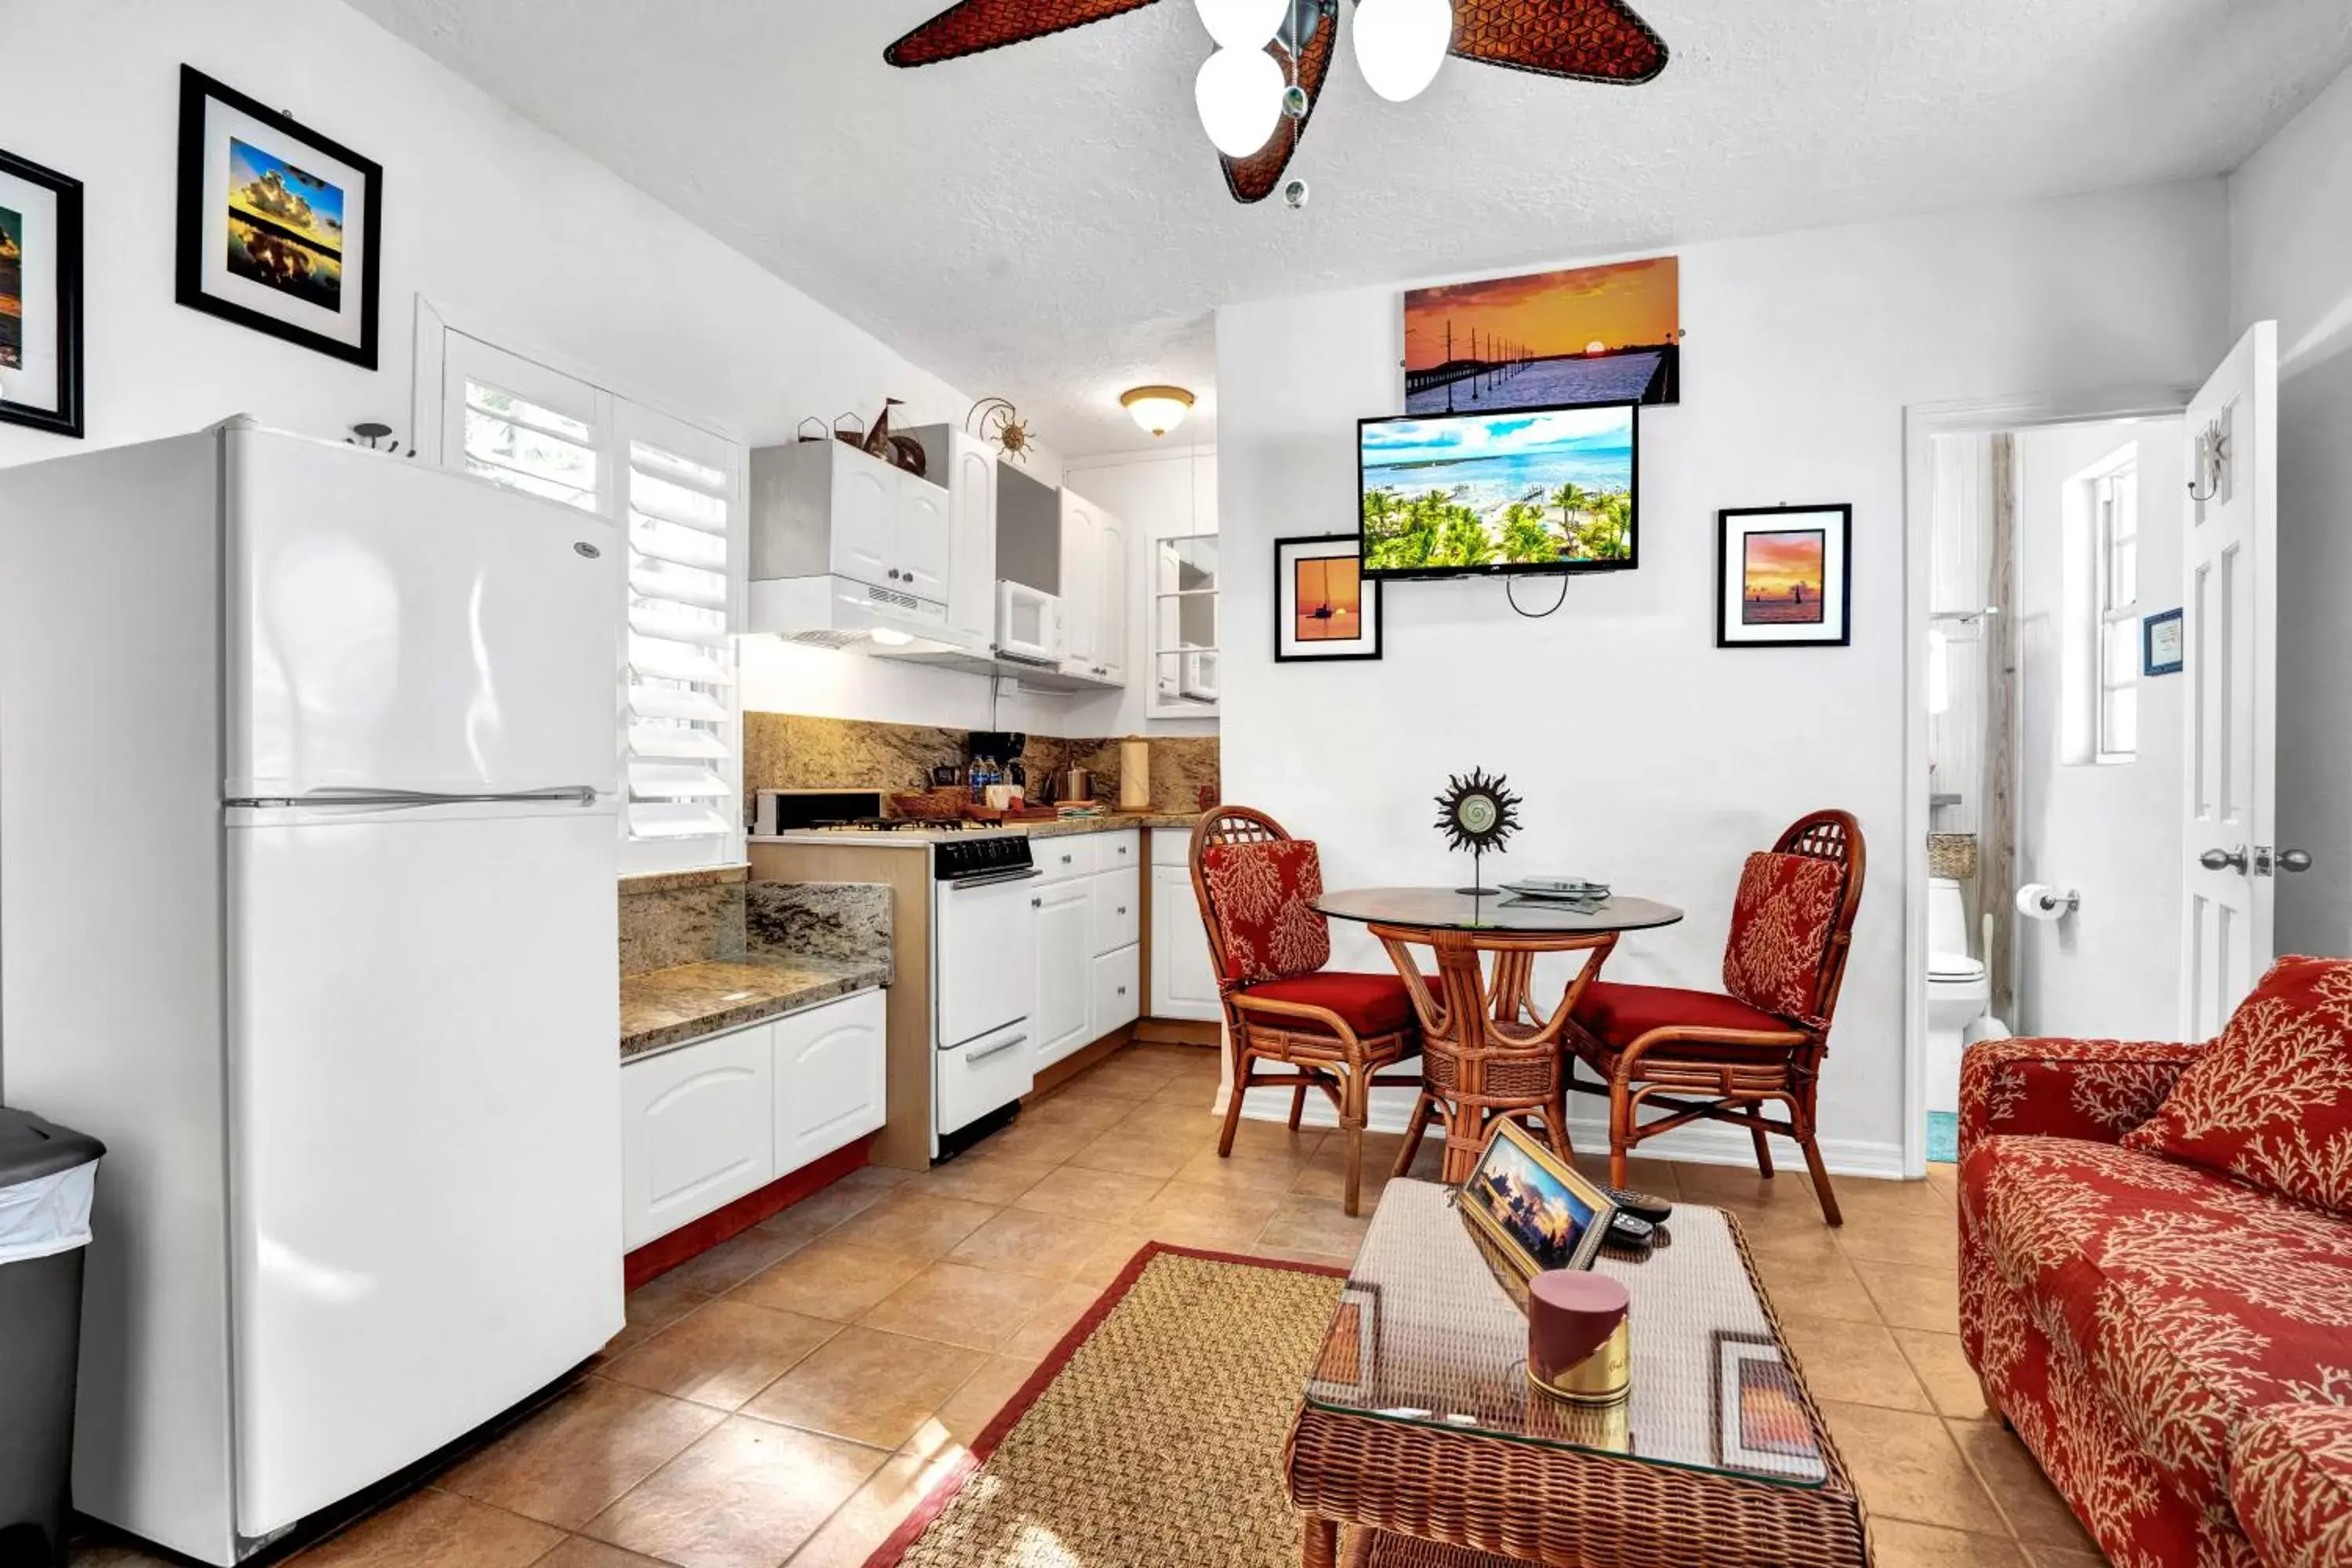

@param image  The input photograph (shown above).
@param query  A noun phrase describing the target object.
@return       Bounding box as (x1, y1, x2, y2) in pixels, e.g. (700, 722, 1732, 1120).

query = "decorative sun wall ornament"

(1436, 768, 1520, 895)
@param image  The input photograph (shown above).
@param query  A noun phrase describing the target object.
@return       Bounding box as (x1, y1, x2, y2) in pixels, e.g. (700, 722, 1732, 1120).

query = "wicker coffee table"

(1285, 1181, 1872, 1568)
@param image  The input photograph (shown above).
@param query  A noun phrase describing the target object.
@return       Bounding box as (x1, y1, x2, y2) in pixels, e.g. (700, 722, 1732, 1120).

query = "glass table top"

(1302, 1179, 1831, 1487)
(1313, 886, 1685, 935)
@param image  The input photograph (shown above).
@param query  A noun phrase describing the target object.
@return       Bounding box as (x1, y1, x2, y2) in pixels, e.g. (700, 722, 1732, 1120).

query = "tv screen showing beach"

(1360, 404, 1635, 577)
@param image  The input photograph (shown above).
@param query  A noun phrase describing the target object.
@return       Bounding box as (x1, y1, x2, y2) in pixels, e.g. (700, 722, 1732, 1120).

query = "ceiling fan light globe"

(1354, 0, 1452, 103)
(1195, 46, 1286, 158)
(1193, 0, 1290, 51)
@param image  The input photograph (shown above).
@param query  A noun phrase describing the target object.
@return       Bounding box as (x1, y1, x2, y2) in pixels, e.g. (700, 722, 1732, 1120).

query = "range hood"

(745, 573, 978, 654)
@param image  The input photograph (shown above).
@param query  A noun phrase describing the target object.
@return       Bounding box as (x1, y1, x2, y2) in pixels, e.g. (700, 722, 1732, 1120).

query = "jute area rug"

(866, 1245, 1344, 1568)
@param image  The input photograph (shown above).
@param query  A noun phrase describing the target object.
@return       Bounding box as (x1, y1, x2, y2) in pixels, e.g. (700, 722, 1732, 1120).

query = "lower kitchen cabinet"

(1034, 878, 1094, 1066)
(1035, 829, 1146, 1070)
(1149, 854, 1222, 1022)
(1094, 944, 1141, 1034)
(619, 988, 885, 1250)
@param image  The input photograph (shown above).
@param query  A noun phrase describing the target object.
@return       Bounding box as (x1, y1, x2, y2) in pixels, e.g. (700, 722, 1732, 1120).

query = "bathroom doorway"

(1906, 392, 2194, 1167)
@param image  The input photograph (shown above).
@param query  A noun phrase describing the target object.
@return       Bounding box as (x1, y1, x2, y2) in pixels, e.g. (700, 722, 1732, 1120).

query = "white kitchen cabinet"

(750, 439, 953, 604)
(1059, 490, 1101, 673)
(942, 427, 1000, 646)
(1034, 877, 1095, 1066)
(895, 471, 953, 604)
(773, 989, 887, 1174)
(620, 988, 886, 1250)
(1094, 945, 1142, 1035)
(1150, 862, 1223, 1022)
(619, 1023, 775, 1250)
(1096, 510, 1130, 685)
(1091, 866, 1141, 955)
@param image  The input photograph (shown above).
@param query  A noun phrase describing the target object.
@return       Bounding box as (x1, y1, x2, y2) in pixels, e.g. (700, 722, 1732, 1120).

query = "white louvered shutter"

(442, 333, 603, 512)
(618, 405, 740, 844)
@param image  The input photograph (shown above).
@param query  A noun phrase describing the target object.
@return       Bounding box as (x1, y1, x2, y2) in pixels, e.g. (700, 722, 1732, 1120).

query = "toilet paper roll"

(2016, 884, 2071, 920)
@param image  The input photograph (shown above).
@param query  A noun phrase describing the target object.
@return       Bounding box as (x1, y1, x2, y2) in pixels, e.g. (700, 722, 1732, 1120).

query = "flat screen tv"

(1358, 401, 1637, 579)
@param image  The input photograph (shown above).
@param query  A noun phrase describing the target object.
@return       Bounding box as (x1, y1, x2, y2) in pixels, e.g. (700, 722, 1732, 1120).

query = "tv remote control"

(1605, 1189, 1673, 1225)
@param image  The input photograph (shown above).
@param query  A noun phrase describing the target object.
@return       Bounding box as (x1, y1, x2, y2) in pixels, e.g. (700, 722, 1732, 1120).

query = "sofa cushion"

(1235, 970, 1420, 1040)
(2122, 954, 2352, 1217)
(1966, 1133, 2352, 1520)
(1570, 980, 1805, 1056)
(2231, 1404, 2352, 1568)
(1200, 839, 1331, 988)
(1720, 850, 1844, 1025)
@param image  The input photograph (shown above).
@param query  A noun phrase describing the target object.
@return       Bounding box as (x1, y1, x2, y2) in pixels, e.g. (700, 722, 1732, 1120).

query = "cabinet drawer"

(1093, 945, 1141, 1036)
(773, 990, 886, 1174)
(619, 1025, 775, 1250)
(1032, 834, 1094, 884)
(938, 1019, 1037, 1131)
(1091, 867, 1140, 956)
(1094, 830, 1140, 874)
(1149, 827, 1193, 868)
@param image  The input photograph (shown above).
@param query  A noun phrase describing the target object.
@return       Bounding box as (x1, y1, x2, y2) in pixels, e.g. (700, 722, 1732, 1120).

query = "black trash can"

(0, 1109, 104, 1568)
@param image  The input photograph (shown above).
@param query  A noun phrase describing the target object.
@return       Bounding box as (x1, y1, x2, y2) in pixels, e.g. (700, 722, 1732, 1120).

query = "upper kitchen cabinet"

(746, 437, 972, 647)
(1057, 488, 1129, 686)
(904, 423, 998, 649)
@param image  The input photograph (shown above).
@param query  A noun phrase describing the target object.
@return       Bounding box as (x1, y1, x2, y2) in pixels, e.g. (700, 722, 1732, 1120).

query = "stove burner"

(814, 816, 989, 833)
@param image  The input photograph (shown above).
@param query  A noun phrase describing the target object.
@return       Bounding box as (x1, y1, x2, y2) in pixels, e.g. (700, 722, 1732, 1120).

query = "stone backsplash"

(743, 713, 1218, 816)
(619, 865, 748, 977)
(620, 863, 893, 981)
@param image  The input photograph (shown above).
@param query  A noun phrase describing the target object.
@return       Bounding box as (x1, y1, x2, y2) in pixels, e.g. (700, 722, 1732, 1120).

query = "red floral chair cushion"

(1200, 839, 1331, 989)
(2233, 1404, 2352, 1568)
(1719, 851, 1844, 1026)
(2122, 954, 2352, 1217)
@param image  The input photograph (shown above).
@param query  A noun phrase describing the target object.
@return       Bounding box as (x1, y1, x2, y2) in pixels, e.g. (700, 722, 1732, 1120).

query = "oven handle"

(964, 1033, 1029, 1065)
(943, 867, 1044, 890)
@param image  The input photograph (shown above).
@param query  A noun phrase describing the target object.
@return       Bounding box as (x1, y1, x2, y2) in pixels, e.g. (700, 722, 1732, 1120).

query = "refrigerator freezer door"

(224, 426, 622, 800)
(223, 804, 622, 1537)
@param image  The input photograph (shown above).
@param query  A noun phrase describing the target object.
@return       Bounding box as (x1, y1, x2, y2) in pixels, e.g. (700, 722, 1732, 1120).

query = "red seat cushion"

(1200, 839, 1331, 986)
(2231, 1404, 2352, 1568)
(2122, 953, 2352, 1217)
(1721, 850, 1846, 1025)
(1571, 979, 1805, 1054)
(1236, 970, 1420, 1039)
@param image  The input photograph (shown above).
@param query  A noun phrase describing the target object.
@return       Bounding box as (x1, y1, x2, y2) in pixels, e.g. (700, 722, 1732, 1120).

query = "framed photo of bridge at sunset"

(1717, 505, 1852, 648)
(1403, 255, 1679, 415)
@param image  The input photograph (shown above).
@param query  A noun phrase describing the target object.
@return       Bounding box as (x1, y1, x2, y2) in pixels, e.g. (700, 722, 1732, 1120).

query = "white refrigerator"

(0, 420, 626, 1563)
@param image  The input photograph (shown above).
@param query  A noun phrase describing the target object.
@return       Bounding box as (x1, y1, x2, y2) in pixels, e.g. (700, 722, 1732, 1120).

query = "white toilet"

(1926, 877, 1996, 1117)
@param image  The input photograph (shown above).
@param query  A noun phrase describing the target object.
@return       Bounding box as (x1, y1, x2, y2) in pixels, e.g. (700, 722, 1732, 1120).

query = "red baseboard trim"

(861, 1243, 1348, 1568)
(622, 1140, 871, 1291)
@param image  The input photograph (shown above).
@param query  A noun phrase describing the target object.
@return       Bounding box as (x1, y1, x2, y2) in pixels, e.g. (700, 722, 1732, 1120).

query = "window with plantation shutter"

(428, 325, 744, 869)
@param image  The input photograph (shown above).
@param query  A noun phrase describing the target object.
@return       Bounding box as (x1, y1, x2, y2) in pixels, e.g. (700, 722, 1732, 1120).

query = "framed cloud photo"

(1717, 504, 1852, 648)
(176, 66, 383, 368)
(0, 147, 85, 438)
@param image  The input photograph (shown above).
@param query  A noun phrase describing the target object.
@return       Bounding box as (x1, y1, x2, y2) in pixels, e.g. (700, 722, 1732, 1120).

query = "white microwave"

(994, 580, 1063, 666)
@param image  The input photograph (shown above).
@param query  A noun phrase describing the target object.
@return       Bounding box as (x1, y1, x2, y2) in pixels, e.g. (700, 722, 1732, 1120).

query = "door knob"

(2280, 849, 2314, 873)
(2201, 845, 2249, 873)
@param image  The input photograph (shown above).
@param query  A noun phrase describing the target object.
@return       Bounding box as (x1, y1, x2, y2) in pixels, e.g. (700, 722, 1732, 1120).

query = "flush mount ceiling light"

(883, 0, 1668, 206)
(1121, 385, 1196, 437)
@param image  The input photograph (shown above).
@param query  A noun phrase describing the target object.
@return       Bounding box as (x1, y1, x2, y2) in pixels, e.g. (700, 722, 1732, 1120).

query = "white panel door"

(1061, 493, 1099, 670)
(829, 446, 896, 591)
(895, 473, 953, 604)
(2181, 322, 2278, 1040)
(1034, 878, 1094, 1064)
(1097, 510, 1130, 684)
(224, 426, 622, 800)
(1152, 863, 1224, 1022)
(774, 990, 887, 1172)
(622, 1026, 776, 1250)
(224, 804, 621, 1535)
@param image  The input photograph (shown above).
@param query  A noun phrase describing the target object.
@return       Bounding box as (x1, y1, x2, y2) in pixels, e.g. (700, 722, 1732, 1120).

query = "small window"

(2063, 445, 2138, 764)
(1150, 534, 1218, 715)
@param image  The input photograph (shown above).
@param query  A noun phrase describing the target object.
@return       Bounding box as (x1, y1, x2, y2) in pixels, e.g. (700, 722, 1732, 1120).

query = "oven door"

(933, 866, 1040, 1048)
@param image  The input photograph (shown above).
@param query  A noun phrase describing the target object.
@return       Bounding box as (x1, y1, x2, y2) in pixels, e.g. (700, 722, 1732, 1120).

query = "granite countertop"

(621, 953, 890, 1059)
(1023, 812, 1203, 837)
(751, 812, 1203, 848)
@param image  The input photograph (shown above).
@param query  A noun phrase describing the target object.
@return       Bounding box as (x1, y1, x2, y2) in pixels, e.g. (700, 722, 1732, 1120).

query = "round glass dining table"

(1312, 887, 1686, 1181)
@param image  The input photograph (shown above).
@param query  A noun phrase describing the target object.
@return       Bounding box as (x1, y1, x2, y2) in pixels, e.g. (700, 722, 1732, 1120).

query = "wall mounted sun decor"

(1436, 768, 1520, 895)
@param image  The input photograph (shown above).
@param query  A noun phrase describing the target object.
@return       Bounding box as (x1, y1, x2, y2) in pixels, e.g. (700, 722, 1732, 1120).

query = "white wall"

(1062, 446, 1222, 739)
(1217, 183, 2229, 1172)
(2013, 418, 2187, 1039)
(2229, 62, 2352, 956)
(0, 0, 1083, 739)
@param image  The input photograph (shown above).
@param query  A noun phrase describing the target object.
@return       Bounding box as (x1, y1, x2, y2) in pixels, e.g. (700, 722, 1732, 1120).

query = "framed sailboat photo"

(1717, 505, 1852, 648)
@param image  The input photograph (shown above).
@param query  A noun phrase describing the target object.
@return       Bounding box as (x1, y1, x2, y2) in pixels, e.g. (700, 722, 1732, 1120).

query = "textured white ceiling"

(349, 0, 2349, 456)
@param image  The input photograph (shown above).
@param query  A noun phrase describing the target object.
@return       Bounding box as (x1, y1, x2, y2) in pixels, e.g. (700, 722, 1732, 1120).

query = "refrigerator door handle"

(227, 786, 602, 810)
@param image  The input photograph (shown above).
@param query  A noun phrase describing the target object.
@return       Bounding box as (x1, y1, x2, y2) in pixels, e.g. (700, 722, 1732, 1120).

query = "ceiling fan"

(884, 0, 1668, 206)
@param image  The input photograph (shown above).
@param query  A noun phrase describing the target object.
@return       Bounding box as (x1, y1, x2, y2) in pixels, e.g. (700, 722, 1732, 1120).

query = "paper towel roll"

(2016, 884, 2073, 920)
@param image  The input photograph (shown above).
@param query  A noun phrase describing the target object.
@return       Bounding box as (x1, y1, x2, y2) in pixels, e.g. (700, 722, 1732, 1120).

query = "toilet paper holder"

(2017, 884, 2080, 917)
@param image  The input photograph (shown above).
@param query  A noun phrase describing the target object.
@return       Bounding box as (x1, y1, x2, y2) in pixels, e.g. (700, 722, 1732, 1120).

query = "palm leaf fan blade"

(884, 0, 1163, 67)
(1450, 0, 1668, 84)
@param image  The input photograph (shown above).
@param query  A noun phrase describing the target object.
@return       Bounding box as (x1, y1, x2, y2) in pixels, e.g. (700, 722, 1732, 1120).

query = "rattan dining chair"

(1190, 808, 1421, 1216)
(1563, 810, 1867, 1225)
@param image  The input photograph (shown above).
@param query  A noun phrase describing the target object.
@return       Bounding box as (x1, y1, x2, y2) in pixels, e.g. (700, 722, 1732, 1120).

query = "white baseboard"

(1226, 1084, 1907, 1182)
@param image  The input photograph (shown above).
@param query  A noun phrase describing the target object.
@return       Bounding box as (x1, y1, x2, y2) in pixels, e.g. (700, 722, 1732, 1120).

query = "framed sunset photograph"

(176, 66, 382, 368)
(0, 146, 84, 438)
(1717, 505, 1852, 648)
(1403, 254, 1679, 415)
(1276, 535, 1383, 662)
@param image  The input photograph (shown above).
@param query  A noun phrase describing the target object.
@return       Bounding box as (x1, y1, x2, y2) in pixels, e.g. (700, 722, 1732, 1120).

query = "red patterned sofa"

(1958, 956, 2352, 1568)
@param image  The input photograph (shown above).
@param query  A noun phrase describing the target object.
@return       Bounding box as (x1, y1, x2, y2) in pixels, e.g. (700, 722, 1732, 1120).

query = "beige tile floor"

(71, 1041, 2108, 1568)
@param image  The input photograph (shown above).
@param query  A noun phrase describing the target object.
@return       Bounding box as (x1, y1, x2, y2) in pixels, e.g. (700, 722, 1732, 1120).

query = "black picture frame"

(1715, 503, 1853, 649)
(1275, 534, 1383, 662)
(2143, 607, 2184, 677)
(1357, 398, 1641, 582)
(176, 65, 383, 369)
(0, 147, 85, 439)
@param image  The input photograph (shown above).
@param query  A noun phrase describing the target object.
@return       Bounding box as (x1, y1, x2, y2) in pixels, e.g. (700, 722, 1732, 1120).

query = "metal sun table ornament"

(1436, 768, 1521, 896)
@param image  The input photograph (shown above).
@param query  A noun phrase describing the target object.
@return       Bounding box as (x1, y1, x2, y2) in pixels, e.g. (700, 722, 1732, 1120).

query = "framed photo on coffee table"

(0, 147, 84, 438)
(1457, 1119, 1617, 1280)
(176, 66, 383, 368)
